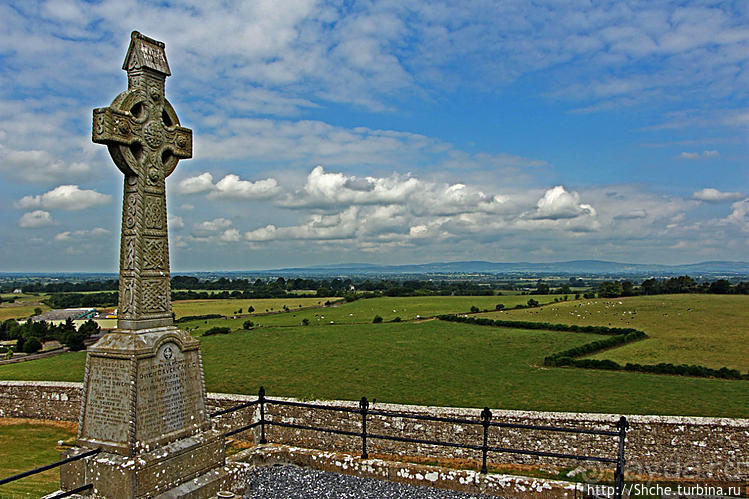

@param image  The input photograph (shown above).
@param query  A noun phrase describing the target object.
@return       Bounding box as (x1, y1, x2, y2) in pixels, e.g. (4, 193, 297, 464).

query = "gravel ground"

(243, 464, 501, 498)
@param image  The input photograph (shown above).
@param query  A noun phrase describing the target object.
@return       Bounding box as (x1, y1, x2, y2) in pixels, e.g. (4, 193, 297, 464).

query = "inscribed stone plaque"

(135, 341, 206, 445)
(79, 356, 132, 446)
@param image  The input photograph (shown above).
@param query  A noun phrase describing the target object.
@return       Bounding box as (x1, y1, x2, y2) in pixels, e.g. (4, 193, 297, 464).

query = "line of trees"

(596, 276, 749, 298)
(0, 318, 100, 354)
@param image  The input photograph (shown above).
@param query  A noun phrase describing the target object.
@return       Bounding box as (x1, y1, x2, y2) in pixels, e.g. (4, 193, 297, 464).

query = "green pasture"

(1, 319, 746, 417)
(0, 422, 76, 497)
(171, 297, 332, 319)
(179, 294, 555, 332)
(0, 304, 49, 322)
(478, 294, 749, 372)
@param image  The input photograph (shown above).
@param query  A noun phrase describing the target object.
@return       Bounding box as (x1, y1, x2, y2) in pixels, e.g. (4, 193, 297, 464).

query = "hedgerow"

(437, 314, 746, 380)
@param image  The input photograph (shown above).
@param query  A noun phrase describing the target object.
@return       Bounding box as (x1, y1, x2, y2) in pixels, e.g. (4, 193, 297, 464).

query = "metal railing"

(0, 448, 100, 498)
(214, 387, 629, 499)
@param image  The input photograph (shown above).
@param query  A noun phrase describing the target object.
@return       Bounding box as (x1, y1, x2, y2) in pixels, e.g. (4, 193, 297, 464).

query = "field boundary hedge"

(437, 314, 747, 380)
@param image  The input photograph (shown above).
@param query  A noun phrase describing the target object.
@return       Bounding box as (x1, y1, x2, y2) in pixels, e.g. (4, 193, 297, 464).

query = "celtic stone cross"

(93, 31, 192, 331)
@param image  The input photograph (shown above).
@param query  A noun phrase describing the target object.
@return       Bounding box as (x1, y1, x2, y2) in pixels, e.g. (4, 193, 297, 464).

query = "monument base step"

(61, 430, 227, 498)
(153, 466, 231, 499)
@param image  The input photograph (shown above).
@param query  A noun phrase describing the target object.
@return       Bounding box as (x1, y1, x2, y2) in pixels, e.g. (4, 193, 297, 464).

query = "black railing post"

(259, 386, 267, 444)
(613, 416, 628, 499)
(359, 396, 369, 459)
(480, 407, 492, 474)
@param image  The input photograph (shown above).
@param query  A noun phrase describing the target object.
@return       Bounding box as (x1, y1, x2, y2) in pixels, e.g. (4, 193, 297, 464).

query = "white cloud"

(19, 210, 54, 228)
(193, 218, 233, 235)
(693, 188, 744, 203)
(55, 227, 110, 241)
(679, 150, 720, 160)
(178, 173, 214, 194)
(245, 207, 359, 242)
(530, 186, 596, 220)
(168, 215, 185, 229)
(177, 172, 281, 200)
(220, 229, 241, 242)
(16, 185, 111, 211)
(723, 198, 749, 231)
(213, 175, 281, 200)
(0, 147, 92, 183)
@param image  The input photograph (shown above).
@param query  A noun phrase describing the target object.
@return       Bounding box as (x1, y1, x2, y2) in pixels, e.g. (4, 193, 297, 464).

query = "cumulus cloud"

(19, 210, 54, 228)
(280, 166, 419, 208)
(693, 188, 744, 203)
(245, 207, 359, 242)
(55, 227, 110, 241)
(723, 198, 749, 230)
(279, 166, 513, 217)
(679, 150, 720, 160)
(0, 147, 92, 182)
(530, 186, 596, 220)
(220, 229, 241, 242)
(16, 185, 111, 211)
(177, 173, 214, 194)
(177, 172, 281, 200)
(193, 218, 233, 235)
(168, 215, 185, 229)
(213, 175, 281, 199)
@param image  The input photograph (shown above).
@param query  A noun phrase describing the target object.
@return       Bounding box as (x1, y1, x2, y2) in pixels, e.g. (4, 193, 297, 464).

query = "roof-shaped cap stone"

(122, 30, 171, 76)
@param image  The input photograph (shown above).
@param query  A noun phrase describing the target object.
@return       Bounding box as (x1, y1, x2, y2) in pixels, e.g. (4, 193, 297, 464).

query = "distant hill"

(262, 260, 749, 275)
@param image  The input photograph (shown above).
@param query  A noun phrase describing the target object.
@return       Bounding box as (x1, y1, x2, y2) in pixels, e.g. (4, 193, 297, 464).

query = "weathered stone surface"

(54, 31, 222, 498)
(2, 382, 746, 485)
(93, 30, 191, 332)
(77, 329, 210, 455)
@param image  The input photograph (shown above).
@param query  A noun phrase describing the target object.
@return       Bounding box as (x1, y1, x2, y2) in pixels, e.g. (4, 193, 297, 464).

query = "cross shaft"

(93, 31, 192, 331)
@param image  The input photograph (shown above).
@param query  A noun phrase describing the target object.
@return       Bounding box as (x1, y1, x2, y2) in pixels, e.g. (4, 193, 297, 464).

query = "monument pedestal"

(61, 328, 229, 497)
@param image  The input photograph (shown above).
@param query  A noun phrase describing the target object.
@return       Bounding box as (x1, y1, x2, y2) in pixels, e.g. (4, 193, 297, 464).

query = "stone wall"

(2, 381, 746, 484)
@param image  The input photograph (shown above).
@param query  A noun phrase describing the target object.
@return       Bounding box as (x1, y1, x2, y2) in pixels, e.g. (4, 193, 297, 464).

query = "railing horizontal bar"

(210, 399, 259, 417)
(367, 409, 478, 426)
(486, 445, 618, 464)
(48, 483, 94, 498)
(268, 420, 362, 438)
(0, 448, 100, 486)
(224, 421, 262, 437)
(490, 421, 619, 436)
(266, 398, 360, 414)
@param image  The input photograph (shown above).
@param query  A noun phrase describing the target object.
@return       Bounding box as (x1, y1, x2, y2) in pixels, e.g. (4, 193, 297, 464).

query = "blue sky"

(1, 0, 747, 271)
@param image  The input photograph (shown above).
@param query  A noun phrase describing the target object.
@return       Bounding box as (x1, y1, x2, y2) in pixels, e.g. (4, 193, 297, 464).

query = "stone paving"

(243, 464, 501, 498)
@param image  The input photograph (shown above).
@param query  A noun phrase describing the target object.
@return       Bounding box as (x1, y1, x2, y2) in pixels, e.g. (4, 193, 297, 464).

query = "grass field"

(178, 295, 556, 332)
(0, 319, 746, 417)
(0, 301, 49, 322)
(0, 420, 77, 498)
(477, 294, 749, 372)
(171, 297, 333, 319)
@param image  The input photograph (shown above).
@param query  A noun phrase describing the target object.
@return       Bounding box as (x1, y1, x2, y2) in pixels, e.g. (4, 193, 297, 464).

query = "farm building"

(31, 308, 98, 322)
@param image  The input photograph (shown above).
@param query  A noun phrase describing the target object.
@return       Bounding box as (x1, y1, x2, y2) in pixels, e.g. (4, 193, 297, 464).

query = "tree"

(23, 337, 42, 354)
(373, 315, 383, 323)
(470, 306, 480, 313)
(248, 306, 255, 313)
(527, 298, 539, 307)
(598, 281, 623, 298)
(243, 320, 254, 329)
(78, 319, 101, 338)
(709, 279, 731, 294)
(495, 304, 505, 311)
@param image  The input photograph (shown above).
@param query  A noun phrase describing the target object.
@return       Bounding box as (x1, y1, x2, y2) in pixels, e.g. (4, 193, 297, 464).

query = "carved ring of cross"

(93, 86, 192, 183)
